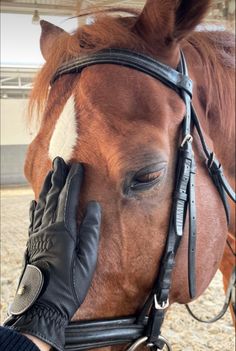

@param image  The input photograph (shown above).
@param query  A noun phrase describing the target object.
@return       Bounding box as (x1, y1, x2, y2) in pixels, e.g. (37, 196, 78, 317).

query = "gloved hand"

(4, 157, 101, 351)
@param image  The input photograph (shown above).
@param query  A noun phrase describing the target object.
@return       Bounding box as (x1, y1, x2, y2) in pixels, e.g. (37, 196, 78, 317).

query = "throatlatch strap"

(191, 105, 236, 221)
(207, 157, 231, 223)
(186, 267, 236, 324)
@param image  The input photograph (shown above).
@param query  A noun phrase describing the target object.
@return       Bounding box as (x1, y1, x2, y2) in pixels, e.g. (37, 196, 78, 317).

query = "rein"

(51, 49, 236, 351)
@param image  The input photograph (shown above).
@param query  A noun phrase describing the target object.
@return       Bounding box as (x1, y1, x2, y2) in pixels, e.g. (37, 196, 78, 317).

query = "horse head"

(25, 0, 234, 338)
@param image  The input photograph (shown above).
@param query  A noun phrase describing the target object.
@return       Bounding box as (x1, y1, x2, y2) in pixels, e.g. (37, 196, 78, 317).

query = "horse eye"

(129, 169, 165, 192)
(134, 171, 162, 184)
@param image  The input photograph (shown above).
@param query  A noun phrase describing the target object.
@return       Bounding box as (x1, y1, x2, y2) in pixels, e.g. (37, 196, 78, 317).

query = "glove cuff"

(4, 302, 68, 351)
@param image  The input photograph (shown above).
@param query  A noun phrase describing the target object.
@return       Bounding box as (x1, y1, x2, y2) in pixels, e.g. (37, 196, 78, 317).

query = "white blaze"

(49, 96, 78, 162)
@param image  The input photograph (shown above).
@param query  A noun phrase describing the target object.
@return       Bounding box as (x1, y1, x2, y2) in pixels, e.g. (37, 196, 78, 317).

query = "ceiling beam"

(1, 0, 145, 16)
(1, 2, 77, 16)
(77, 0, 86, 12)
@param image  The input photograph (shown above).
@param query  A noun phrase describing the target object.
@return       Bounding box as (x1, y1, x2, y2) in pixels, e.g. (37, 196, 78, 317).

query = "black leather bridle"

(51, 49, 236, 351)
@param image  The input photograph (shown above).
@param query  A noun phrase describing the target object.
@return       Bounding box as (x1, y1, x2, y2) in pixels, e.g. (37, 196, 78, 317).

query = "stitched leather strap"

(145, 306, 165, 347)
(191, 106, 236, 220)
(65, 317, 146, 351)
(188, 157, 197, 298)
(51, 49, 193, 97)
(174, 148, 193, 237)
(185, 267, 236, 323)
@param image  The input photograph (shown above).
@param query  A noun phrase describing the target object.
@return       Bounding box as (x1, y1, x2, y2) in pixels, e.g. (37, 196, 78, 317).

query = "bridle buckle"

(154, 295, 169, 310)
(181, 133, 193, 147)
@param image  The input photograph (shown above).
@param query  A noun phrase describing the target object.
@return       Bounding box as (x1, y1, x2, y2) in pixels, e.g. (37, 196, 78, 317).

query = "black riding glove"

(4, 157, 101, 351)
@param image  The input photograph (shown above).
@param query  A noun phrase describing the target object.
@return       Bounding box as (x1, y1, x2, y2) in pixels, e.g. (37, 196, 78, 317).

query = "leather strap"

(140, 143, 195, 344)
(191, 106, 236, 223)
(65, 317, 146, 351)
(179, 51, 191, 136)
(185, 266, 236, 324)
(180, 60, 197, 300)
(145, 305, 165, 348)
(191, 105, 235, 202)
(188, 157, 197, 298)
(51, 49, 193, 97)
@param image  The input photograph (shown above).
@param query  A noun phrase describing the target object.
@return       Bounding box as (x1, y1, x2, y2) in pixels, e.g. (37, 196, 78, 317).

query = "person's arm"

(24, 334, 50, 351)
(0, 326, 41, 351)
(3, 157, 101, 351)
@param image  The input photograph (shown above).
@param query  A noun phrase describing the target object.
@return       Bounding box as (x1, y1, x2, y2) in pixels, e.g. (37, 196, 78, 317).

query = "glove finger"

(56, 163, 83, 234)
(33, 171, 53, 231)
(28, 200, 37, 235)
(40, 157, 69, 229)
(75, 201, 101, 303)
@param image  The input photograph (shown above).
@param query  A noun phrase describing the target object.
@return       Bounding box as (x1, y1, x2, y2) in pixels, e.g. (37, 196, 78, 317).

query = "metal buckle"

(156, 335, 172, 351)
(154, 295, 169, 310)
(126, 335, 172, 351)
(207, 152, 215, 169)
(181, 134, 193, 147)
(126, 336, 148, 351)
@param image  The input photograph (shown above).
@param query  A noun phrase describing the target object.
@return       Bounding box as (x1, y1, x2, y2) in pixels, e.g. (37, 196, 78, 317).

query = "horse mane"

(186, 30, 235, 133)
(29, 9, 235, 135)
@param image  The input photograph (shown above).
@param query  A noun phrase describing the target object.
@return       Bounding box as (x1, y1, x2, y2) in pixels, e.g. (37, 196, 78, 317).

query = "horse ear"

(134, 0, 211, 47)
(174, 0, 211, 40)
(40, 20, 66, 61)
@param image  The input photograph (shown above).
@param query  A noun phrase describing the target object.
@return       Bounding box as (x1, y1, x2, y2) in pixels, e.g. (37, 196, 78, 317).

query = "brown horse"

(25, 0, 235, 344)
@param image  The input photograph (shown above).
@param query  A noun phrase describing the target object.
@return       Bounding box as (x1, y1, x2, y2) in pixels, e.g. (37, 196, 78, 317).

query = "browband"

(51, 48, 193, 97)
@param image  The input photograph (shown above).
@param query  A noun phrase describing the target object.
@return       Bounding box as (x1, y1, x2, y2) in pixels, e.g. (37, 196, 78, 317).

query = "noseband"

(51, 49, 236, 351)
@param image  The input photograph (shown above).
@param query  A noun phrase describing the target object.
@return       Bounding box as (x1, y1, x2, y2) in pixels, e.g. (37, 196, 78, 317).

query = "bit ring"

(126, 335, 172, 351)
